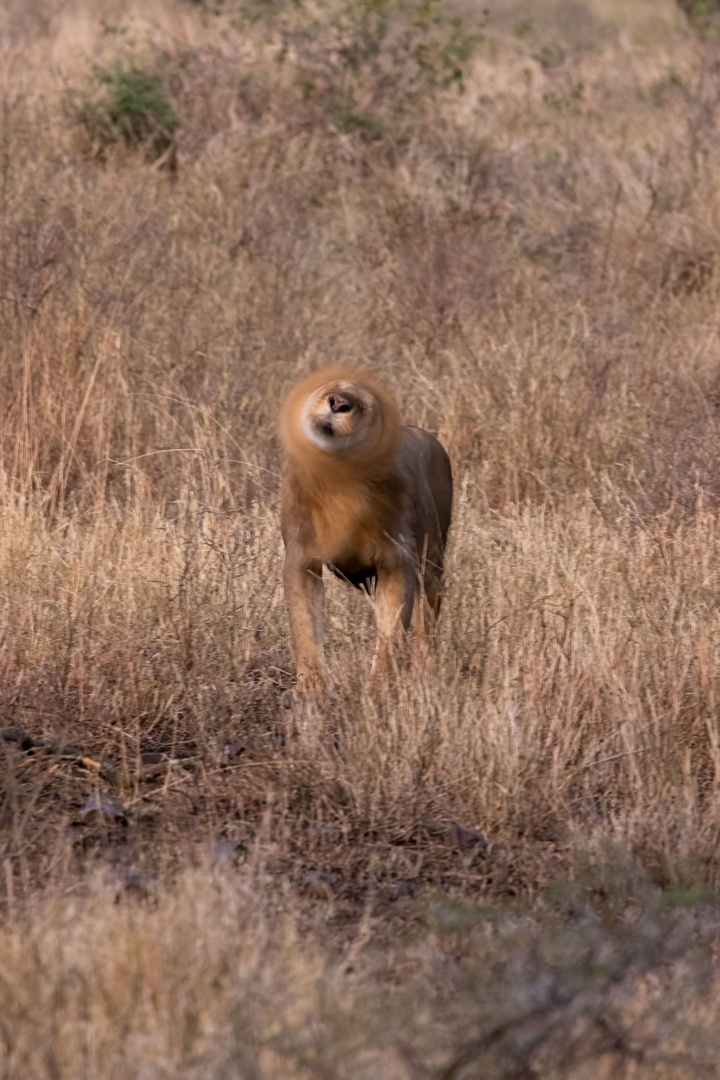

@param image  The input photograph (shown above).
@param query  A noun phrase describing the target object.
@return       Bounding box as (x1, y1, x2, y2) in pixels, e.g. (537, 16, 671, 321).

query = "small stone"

(313, 824, 345, 841)
(300, 872, 336, 900)
(115, 871, 159, 901)
(81, 793, 126, 824)
(386, 879, 415, 901)
(450, 822, 488, 854)
(140, 752, 165, 766)
(224, 739, 253, 761)
(214, 841, 247, 865)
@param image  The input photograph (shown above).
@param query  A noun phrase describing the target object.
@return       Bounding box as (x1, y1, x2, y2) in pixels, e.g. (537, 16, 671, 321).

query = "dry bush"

(4, 0, 720, 1074)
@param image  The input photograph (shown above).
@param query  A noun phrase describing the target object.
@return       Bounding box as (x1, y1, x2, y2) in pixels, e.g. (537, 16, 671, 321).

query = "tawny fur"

(280, 366, 453, 693)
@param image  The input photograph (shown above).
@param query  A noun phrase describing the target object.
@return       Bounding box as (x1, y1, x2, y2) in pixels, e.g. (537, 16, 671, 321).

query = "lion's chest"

(310, 488, 386, 565)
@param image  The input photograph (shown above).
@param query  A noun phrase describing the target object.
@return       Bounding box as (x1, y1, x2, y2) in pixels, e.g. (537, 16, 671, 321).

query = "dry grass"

(3, 859, 720, 1079)
(4, 0, 720, 1074)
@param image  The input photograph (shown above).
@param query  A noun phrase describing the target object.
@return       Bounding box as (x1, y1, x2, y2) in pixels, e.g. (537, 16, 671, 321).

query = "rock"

(224, 739, 253, 761)
(214, 841, 247, 865)
(1, 727, 36, 751)
(300, 871, 336, 900)
(81, 793, 126, 824)
(450, 822, 488, 854)
(386, 879, 415, 901)
(114, 870, 159, 901)
(140, 752, 165, 766)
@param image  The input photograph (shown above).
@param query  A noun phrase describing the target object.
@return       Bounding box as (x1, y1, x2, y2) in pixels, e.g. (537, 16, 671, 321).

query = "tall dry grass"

(3, 0, 720, 1074)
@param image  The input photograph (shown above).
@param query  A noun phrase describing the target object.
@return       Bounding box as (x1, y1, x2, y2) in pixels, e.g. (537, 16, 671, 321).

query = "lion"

(279, 366, 453, 693)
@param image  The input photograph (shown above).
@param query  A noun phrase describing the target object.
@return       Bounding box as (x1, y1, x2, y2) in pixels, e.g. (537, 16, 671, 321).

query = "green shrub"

(676, 0, 720, 36)
(72, 59, 177, 158)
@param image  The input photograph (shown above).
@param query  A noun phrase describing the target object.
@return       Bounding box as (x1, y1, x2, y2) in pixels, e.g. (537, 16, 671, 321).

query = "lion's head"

(280, 367, 399, 473)
(299, 378, 383, 453)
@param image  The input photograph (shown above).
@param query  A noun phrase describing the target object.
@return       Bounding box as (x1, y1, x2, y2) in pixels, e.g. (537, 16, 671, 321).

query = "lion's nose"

(328, 395, 350, 413)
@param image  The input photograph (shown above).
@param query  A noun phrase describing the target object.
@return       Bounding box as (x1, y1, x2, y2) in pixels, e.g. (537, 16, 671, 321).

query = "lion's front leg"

(370, 558, 416, 684)
(283, 553, 332, 693)
(416, 559, 445, 640)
